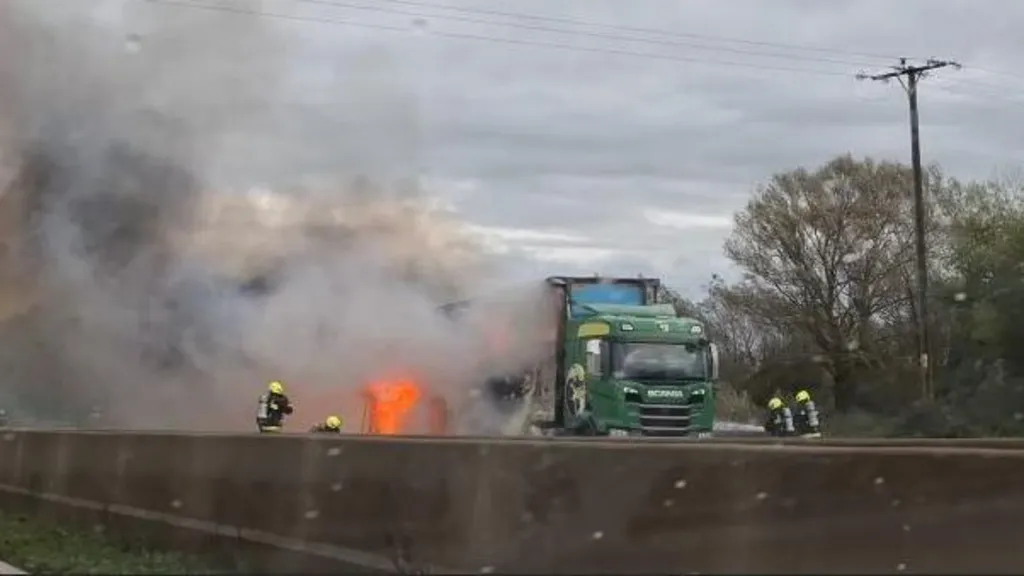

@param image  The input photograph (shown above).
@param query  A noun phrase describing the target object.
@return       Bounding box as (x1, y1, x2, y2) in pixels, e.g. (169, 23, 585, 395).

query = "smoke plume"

(0, 0, 551, 432)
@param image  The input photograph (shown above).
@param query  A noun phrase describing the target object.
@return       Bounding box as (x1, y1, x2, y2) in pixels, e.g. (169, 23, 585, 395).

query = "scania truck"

(440, 276, 720, 438)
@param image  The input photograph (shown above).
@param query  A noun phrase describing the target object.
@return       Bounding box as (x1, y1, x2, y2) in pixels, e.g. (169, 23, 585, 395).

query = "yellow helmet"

(767, 397, 784, 410)
(795, 390, 811, 403)
(325, 415, 342, 430)
(268, 380, 284, 395)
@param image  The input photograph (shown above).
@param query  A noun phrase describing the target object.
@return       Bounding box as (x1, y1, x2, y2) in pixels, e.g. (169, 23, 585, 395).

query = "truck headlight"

(688, 387, 708, 405)
(608, 428, 630, 437)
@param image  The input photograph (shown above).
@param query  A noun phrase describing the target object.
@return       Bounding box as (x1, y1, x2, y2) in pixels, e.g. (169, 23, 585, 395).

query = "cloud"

(643, 209, 733, 230)
(108, 0, 1024, 295)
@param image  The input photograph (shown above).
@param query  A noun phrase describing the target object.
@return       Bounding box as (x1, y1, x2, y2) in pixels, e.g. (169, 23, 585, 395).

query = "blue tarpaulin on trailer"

(569, 283, 645, 318)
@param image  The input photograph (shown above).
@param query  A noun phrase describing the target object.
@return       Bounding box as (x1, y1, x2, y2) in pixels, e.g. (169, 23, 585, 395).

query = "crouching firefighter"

(256, 380, 294, 433)
(793, 389, 822, 438)
(310, 415, 343, 434)
(764, 396, 795, 437)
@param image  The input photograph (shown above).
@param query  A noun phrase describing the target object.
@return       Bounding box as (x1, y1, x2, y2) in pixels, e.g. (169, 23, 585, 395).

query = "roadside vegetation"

(669, 154, 1024, 438)
(0, 511, 221, 574)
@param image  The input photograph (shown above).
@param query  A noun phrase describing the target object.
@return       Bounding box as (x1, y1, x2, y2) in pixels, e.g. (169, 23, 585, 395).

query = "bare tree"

(721, 155, 935, 411)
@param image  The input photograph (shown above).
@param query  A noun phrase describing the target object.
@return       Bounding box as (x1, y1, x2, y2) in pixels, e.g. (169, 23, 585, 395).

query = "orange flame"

(363, 378, 422, 435)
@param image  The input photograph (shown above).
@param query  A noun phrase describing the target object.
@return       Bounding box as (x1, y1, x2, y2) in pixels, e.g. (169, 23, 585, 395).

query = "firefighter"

(792, 389, 822, 438)
(256, 380, 294, 433)
(764, 396, 795, 437)
(310, 415, 343, 434)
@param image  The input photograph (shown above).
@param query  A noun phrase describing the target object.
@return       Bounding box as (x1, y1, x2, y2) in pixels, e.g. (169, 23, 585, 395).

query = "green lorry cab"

(440, 275, 720, 438)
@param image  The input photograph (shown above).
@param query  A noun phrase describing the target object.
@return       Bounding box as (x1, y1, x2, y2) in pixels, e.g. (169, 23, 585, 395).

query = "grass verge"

(0, 510, 221, 574)
(716, 382, 760, 424)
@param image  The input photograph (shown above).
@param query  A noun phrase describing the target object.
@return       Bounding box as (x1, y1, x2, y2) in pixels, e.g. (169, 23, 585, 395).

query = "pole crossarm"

(856, 57, 962, 82)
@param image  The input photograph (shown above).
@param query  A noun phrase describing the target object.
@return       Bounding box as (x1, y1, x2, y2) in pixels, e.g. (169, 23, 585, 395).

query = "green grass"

(0, 511, 222, 574)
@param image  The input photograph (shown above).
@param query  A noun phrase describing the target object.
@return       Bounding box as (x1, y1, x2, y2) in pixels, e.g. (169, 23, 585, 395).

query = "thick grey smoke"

(0, 0, 551, 432)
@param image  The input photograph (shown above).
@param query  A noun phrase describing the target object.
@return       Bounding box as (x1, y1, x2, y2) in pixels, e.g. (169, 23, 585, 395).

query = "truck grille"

(635, 403, 694, 436)
(623, 389, 708, 437)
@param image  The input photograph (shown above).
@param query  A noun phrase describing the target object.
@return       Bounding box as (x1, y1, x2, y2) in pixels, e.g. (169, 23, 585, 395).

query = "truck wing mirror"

(585, 339, 601, 355)
(709, 342, 720, 380)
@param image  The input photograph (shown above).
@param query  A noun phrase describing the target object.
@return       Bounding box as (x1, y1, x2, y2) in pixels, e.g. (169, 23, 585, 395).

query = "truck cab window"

(584, 338, 604, 377)
(612, 342, 707, 382)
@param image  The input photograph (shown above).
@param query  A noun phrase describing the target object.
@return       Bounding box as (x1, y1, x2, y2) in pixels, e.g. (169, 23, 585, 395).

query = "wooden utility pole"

(857, 58, 960, 400)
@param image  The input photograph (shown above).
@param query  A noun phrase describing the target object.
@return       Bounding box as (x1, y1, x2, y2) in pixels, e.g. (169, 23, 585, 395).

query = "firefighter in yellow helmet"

(256, 380, 294, 433)
(310, 415, 343, 434)
(792, 389, 822, 438)
(763, 395, 795, 437)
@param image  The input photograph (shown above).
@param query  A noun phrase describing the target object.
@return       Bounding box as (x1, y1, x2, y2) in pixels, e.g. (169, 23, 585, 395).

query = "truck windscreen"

(611, 342, 707, 382)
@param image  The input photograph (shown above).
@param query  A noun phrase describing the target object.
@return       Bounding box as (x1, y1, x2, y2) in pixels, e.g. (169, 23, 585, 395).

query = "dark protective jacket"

(793, 399, 822, 437)
(764, 406, 795, 437)
(256, 392, 294, 431)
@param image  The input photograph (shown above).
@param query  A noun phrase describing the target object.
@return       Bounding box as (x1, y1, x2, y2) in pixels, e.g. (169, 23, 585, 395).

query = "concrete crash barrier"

(696, 436, 1024, 450)
(1, 432, 1024, 573)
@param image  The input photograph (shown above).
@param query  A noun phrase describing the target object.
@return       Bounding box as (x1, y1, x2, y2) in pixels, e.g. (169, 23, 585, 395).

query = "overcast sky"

(104, 1, 1024, 297)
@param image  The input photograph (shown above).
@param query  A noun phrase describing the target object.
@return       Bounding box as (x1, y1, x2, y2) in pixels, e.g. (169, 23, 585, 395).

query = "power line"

(943, 67, 1024, 94)
(340, 0, 912, 63)
(143, 1, 1022, 111)
(339, 0, 1024, 86)
(146, 0, 1024, 94)
(968, 66, 1024, 83)
(858, 57, 961, 402)
(938, 77, 1024, 103)
(143, 0, 856, 77)
(291, 0, 887, 69)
